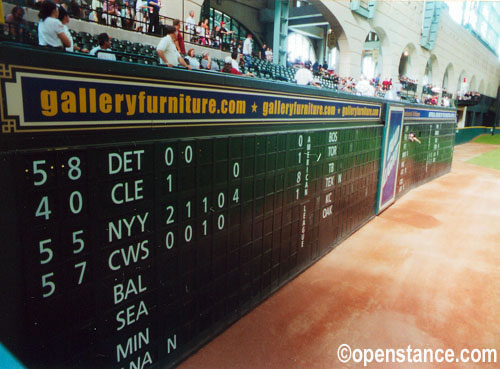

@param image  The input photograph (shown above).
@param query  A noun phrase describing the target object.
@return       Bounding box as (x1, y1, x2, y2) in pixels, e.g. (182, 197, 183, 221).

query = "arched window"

(361, 31, 381, 79)
(327, 47, 339, 71)
(287, 32, 316, 63)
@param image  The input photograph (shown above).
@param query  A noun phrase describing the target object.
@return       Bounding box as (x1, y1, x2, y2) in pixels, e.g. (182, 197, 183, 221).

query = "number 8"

(68, 156, 81, 180)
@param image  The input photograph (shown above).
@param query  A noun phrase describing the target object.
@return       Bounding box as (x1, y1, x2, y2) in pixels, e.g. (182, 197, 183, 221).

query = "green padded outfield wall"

(396, 107, 456, 199)
(454, 127, 499, 145)
(0, 42, 455, 369)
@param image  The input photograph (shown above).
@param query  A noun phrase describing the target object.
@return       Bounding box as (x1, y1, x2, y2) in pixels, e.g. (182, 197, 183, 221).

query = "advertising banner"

(377, 105, 404, 213)
(1, 68, 382, 133)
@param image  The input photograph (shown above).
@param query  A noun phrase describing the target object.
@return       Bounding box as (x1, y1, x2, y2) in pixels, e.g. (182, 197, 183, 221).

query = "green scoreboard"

(0, 43, 456, 369)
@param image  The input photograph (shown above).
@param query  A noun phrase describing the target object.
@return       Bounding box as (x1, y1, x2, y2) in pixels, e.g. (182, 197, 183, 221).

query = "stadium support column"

(273, 0, 289, 66)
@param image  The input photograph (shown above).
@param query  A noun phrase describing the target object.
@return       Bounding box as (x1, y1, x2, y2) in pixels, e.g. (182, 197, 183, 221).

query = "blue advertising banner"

(2, 69, 382, 133)
(377, 105, 404, 213)
(404, 108, 456, 121)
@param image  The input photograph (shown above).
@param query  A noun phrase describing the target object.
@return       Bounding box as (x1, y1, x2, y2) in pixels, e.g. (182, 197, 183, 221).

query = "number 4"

(35, 196, 52, 220)
(232, 188, 239, 203)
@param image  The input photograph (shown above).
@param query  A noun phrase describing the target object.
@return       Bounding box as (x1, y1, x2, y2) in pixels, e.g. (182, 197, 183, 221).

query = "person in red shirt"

(173, 19, 186, 55)
(221, 56, 254, 76)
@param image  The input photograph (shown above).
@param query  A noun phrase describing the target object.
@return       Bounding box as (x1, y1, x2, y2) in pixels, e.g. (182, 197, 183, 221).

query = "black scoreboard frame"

(0, 42, 456, 369)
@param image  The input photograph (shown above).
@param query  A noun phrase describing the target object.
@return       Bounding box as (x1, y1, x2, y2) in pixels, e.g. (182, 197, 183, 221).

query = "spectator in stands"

(202, 18, 211, 46)
(173, 19, 186, 55)
(103, 0, 121, 27)
(123, 4, 135, 30)
(58, 6, 89, 53)
(221, 56, 254, 76)
(195, 21, 205, 45)
(242, 32, 253, 67)
(211, 24, 221, 49)
(295, 61, 320, 88)
(384, 84, 398, 100)
(157, 25, 191, 69)
(259, 43, 267, 60)
(185, 10, 196, 41)
(231, 50, 240, 72)
(38, 1, 71, 49)
(147, 0, 160, 34)
(356, 75, 374, 96)
(135, 0, 148, 32)
(200, 51, 218, 70)
(185, 48, 200, 69)
(265, 47, 273, 62)
(219, 21, 234, 49)
(89, 32, 116, 60)
(69, 0, 83, 18)
(4, 6, 27, 39)
(89, 0, 103, 23)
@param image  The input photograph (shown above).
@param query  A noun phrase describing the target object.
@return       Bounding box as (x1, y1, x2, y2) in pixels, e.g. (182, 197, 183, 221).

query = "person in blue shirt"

(148, 0, 160, 34)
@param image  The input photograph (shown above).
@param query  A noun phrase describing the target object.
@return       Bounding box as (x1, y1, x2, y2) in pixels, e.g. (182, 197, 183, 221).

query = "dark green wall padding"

(455, 127, 500, 145)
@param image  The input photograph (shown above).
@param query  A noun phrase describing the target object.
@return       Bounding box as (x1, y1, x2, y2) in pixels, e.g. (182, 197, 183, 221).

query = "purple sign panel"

(377, 106, 404, 213)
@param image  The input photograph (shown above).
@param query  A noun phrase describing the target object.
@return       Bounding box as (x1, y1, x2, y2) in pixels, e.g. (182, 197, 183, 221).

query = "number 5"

(42, 273, 55, 298)
(39, 239, 53, 265)
(33, 160, 47, 186)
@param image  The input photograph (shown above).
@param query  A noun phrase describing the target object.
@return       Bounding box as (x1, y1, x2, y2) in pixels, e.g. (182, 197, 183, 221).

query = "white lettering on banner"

(167, 334, 177, 354)
(327, 145, 337, 157)
(328, 131, 338, 143)
(108, 212, 149, 243)
(304, 136, 311, 196)
(111, 180, 144, 204)
(300, 205, 307, 248)
(325, 192, 333, 205)
(116, 328, 150, 363)
(322, 205, 333, 219)
(121, 350, 153, 369)
(108, 150, 144, 175)
(108, 240, 150, 271)
(116, 300, 149, 331)
(325, 176, 335, 189)
(114, 274, 148, 305)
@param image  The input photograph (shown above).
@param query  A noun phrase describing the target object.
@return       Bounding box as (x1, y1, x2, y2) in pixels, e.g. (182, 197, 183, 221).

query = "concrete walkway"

(178, 142, 500, 369)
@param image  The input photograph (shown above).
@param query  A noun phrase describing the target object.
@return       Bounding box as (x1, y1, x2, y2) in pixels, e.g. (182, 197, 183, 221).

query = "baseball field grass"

(473, 133, 500, 145)
(467, 134, 500, 170)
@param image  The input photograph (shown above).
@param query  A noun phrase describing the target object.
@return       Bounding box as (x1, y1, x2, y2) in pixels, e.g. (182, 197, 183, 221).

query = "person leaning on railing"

(58, 6, 89, 53)
(38, 1, 71, 50)
(156, 25, 191, 69)
(89, 32, 116, 60)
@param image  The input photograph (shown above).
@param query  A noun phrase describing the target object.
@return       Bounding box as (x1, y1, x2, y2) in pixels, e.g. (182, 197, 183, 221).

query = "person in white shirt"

(231, 50, 240, 72)
(185, 10, 196, 41)
(89, 33, 116, 61)
(265, 47, 273, 62)
(242, 32, 253, 67)
(58, 7, 88, 53)
(156, 25, 191, 68)
(37, 0, 71, 49)
(295, 62, 321, 88)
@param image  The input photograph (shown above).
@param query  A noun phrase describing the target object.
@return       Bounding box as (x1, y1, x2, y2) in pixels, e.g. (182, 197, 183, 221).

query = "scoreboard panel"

(6, 126, 383, 369)
(0, 43, 456, 369)
(397, 109, 456, 198)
